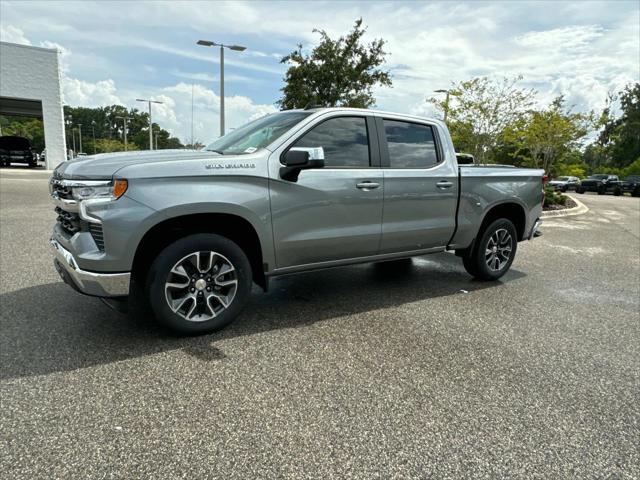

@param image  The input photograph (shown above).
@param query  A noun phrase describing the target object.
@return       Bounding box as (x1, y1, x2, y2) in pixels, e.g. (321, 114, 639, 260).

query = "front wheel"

(147, 233, 252, 334)
(462, 218, 518, 281)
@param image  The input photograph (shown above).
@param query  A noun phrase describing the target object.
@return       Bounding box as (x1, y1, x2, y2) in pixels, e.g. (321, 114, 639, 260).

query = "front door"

(378, 118, 458, 253)
(270, 115, 384, 269)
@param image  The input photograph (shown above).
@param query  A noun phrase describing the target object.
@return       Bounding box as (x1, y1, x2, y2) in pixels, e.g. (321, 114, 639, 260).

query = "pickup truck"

(50, 107, 544, 334)
(576, 174, 621, 195)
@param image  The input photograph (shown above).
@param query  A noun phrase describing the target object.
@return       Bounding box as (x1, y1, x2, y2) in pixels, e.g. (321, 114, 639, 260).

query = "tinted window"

(293, 116, 370, 168)
(384, 120, 438, 168)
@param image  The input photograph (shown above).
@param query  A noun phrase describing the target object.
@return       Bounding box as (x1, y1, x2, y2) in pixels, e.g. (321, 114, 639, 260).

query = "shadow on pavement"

(0, 253, 525, 380)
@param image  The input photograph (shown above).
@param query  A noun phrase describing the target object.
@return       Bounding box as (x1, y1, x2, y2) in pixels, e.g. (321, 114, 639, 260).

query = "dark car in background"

(0, 136, 37, 168)
(576, 174, 621, 195)
(619, 175, 640, 197)
(548, 176, 581, 192)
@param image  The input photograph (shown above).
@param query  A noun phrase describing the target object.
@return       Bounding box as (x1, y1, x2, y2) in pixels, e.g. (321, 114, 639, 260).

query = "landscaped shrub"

(544, 186, 569, 208)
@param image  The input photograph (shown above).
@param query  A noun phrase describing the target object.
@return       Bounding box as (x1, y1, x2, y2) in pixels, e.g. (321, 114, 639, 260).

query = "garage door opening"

(0, 98, 46, 169)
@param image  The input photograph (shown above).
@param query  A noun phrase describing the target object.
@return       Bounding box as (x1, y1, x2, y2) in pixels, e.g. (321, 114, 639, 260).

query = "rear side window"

(292, 116, 370, 168)
(383, 120, 438, 168)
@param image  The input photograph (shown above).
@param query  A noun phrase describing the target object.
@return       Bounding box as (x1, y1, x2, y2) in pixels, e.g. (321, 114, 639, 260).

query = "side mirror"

(280, 147, 325, 181)
(456, 153, 474, 165)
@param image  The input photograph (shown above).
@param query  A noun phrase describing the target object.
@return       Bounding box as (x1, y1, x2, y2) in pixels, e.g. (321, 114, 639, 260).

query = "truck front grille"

(89, 223, 105, 251)
(50, 179, 74, 199)
(55, 207, 81, 235)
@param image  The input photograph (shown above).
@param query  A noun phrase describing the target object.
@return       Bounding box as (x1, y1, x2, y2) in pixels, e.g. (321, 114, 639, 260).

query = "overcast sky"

(1, 1, 638, 144)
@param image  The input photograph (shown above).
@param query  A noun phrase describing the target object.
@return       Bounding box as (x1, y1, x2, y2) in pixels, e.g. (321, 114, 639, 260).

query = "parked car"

(0, 135, 37, 168)
(619, 175, 640, 197)
(49, 107, 544, 334)
(548, 176, 581, 192)
(576, 174, 621, 195)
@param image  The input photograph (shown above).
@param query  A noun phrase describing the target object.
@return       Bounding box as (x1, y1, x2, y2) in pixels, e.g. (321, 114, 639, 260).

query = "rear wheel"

(147, 233, 252, 334)
(613, 187, 622, 196)
(462, 218, 518, 281)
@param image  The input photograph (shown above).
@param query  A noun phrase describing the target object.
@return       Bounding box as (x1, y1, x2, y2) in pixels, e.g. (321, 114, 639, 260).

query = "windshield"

(205, 111, 312, 155)
(589, 174, 609, 179)
(555, 177, 569, 181)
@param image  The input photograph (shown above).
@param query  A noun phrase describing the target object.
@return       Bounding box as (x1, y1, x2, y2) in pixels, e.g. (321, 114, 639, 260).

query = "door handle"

(436, 181, 453, 189)
(356, 181, 380, 190)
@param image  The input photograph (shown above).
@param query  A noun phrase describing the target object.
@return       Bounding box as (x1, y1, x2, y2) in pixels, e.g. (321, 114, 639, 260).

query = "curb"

(541, 194, 588, 218)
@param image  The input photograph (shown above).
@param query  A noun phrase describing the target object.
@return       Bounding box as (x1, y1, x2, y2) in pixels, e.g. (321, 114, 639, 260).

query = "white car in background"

(548, 176, 580, 192)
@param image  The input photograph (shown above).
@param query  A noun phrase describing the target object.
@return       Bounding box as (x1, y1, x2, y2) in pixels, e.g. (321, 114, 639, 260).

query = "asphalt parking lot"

(1, 168, 639, 479)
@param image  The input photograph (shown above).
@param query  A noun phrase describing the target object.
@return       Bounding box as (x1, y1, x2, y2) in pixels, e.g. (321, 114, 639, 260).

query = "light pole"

(91, 120, 96, 154)
(197, 40, 246, 137)
(77, 123, 83, 154)
(116, 116, 130, 151)
(136, 98, 163, 150)
(434, 89, 452, 123)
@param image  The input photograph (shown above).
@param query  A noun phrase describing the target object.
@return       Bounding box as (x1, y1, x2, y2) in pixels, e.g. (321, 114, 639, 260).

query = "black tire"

(462, 218, 518, 281)
(576, 187, 584, 194)
(561, 186, 568, 193)
(632, 188, 640, 198)
(147, 233, 252, 334)
(613, 187, 622, 196)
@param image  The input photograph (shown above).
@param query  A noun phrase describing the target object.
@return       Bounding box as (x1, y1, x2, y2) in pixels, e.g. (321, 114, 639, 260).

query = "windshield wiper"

(206, 149, 225, 155)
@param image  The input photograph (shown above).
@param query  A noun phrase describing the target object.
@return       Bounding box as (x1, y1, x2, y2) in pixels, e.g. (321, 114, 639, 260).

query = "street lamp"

(136, 98, 164, 150)
(116, 116, 130, 151)
(77, 123, 83, 154)
(434, 89, 452, 123)
(197, 39, 247, 137)
(91, 120, 96, 154)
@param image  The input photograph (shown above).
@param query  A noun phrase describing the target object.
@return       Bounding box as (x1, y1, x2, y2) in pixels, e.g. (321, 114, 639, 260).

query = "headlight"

(71, 179, 128, 201)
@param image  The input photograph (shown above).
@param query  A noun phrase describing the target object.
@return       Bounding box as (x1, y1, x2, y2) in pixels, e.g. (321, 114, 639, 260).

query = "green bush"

(544, 186, 569, 208)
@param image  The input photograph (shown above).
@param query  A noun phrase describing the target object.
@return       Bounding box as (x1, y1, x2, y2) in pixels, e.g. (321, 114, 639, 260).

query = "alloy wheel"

(485, 228, 513, 272)
(164, 251, 238, 322)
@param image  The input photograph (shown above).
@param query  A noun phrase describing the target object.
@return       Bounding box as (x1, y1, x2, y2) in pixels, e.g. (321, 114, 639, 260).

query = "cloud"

(160, 82, 278, 143)
(62, 78, 122, 107)
(1, 0, 638, 138)
(0, 24, 31, 45)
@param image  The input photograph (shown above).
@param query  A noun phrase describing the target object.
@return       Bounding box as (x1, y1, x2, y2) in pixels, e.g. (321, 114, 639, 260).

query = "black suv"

(619, 175, 640, 197)
(0, 136, 37, 168)
(576, 174, 621, 195)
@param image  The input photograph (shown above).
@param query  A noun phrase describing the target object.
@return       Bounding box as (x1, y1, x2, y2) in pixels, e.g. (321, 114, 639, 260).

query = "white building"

(0, 41, 67, 170)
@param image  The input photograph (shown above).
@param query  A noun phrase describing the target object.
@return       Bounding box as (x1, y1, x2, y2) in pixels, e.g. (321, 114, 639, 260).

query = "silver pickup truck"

(50, 107, 543, 334)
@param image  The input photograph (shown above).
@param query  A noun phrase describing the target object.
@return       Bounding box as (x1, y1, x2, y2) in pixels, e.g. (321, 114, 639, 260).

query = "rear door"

(269, 114, 384, 269)
(377, 117, 458, 254)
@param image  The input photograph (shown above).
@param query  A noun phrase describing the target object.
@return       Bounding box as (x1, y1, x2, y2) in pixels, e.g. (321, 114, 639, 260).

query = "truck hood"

(54, 149, 224, 179)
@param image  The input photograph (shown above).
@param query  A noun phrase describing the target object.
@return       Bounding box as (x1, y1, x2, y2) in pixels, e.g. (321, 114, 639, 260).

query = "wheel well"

(480, 202, 527, 241)
(131, 213, 266, 291)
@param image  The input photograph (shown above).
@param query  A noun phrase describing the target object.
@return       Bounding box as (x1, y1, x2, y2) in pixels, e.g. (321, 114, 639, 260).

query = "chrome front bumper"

(50, 238, 130, 297)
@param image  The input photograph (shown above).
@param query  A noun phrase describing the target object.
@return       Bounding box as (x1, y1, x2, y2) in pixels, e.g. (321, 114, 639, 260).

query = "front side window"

(384, 120, 438, 168)
(292, 116, 370, 168)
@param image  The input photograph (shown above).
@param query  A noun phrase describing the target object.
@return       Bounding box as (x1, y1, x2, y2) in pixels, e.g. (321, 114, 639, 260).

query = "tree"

(277, 18, 392, 109)
(501, 96, 593, 175)
(90, 138, 139, 154)
(594, 83, 640, 168)
(63, 105, 183, 152)
(427, 76, 536, 163)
